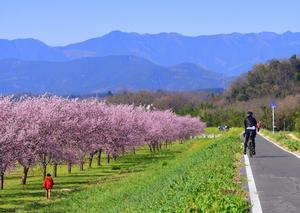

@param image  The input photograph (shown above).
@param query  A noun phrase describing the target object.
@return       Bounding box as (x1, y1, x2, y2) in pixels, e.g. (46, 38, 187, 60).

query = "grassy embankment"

(0, 128, 249, 213)
(260, 129, 300, 154)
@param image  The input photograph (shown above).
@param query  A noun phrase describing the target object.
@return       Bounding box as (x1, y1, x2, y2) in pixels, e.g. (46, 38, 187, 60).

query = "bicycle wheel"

(249, 140, 253, 158)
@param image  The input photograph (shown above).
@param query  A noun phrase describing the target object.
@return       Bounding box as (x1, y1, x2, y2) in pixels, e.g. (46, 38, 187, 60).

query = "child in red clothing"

(257, 121, 262, 132)
(43, 173, 54, 199)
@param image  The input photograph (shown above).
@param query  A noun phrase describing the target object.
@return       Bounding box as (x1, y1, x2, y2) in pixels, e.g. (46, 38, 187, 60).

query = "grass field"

(0, 128, 249, 212)
(260, 129, 300, 154)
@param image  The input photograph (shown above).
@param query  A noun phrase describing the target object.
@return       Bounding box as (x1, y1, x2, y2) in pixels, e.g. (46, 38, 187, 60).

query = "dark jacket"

(244, 116, 257, 131)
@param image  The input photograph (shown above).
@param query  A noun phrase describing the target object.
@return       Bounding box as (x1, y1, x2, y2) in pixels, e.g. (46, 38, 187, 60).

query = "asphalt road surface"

(249, 134, 300, 213)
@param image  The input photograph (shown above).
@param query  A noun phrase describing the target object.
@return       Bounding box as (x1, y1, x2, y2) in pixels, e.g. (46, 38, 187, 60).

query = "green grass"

(292, 132, 300, 140)
(260, 129, 300, 152)
(204, 127, 226, 135)
(0, 128, 249, 213)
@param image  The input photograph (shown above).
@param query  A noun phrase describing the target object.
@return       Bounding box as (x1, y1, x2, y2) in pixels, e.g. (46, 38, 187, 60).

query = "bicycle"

(247, 131, 255, 158)
(242, 131, 255, 157)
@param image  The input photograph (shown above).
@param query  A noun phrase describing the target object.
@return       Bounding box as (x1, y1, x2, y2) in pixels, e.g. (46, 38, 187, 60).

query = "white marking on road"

(259, 134, 300, 160)
(244, 154, 263, 213)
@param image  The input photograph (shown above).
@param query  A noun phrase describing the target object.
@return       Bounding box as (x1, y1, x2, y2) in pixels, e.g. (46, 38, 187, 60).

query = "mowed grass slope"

(260, 129, 300, 154)
(1, 128, 249, 212)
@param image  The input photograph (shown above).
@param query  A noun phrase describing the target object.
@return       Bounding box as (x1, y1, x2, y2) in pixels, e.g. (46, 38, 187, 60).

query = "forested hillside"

(200, 55, 300, 131)
(226, 55, 300, 101)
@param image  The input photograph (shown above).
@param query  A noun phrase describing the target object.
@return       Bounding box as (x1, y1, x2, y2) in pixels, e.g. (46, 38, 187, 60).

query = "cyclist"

(244, 111, 257, 155)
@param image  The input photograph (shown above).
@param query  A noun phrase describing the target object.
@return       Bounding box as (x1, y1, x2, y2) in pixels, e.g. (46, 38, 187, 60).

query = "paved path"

(249, 134, 300, 213)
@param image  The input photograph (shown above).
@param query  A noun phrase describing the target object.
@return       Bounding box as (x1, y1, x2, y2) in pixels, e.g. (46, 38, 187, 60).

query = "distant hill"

(1, 31, 300, 75)
(0, 38, 65, 61)
(226, 55, 300, 101)
(0, 56, 228, 95)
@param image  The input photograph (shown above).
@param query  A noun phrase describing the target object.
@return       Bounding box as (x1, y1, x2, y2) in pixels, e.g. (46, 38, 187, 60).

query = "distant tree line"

(176, 95, 300, 131)
(107, 91, 210, 112)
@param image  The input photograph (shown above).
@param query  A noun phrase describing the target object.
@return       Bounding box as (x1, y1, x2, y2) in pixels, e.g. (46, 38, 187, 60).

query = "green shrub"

(111, 165, 121, 170)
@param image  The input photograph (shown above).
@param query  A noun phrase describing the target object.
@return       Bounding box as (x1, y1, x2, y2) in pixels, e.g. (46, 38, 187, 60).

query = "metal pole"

(272, 107, 275, 134)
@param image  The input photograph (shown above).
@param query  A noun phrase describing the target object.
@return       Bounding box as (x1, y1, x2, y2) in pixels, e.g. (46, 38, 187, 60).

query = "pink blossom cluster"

(0, 96, 205, 188)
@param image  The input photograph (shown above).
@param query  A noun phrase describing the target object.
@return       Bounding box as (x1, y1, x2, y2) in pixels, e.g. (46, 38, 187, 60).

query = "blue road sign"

(271, 103, 277, 108)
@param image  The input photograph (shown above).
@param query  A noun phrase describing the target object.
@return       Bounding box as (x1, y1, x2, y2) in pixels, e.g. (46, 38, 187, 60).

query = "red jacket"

(257, 122, 262, 128)
(43, 177, 54, 189)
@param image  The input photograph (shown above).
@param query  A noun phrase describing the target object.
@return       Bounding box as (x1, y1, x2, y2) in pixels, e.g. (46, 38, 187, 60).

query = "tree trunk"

(42, 164, 47, 179)
(53, 161, 58, 177)
(42, 155, 47, 179)
(97, 149, 102, 166)
(88, 153, 94, 168)
(68, 162, 72, 174)
(107, 154, 110, 164)
(0, 173, 4, 189)
(151, 144, 156, 152)
(153, 144, 157, 152)
(79, 161, 84, 171)
(133, 147, 136, 154)
(22, 166, 29, 185)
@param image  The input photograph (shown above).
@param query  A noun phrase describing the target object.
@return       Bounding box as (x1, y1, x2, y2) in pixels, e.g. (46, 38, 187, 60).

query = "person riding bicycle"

(244, 111, 257, 155)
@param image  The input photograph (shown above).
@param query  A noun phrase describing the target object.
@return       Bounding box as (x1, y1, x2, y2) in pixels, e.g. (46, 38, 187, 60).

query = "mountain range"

(1, 31, 300, 95)
(1, 31, 300, 75)
(0, 56, 230, 95)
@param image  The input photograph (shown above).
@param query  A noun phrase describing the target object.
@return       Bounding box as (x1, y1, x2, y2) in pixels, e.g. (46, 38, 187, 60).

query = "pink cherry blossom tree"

(0, 97, 16, 189)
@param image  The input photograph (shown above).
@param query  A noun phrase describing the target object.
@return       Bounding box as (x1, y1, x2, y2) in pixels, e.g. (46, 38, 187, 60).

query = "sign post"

(271, 103, 277, 134)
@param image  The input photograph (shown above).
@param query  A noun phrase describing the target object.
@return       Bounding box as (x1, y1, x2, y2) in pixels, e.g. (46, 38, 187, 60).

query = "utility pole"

(271, 103, 277, 134)
(272, 107, 275, 134)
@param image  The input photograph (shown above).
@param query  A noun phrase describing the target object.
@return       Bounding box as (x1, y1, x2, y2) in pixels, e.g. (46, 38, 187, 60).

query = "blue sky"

(1, 0, 300, 45)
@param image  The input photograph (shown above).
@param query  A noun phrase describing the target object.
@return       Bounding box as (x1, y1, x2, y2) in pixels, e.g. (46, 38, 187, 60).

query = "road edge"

(244, 154, 263, 213)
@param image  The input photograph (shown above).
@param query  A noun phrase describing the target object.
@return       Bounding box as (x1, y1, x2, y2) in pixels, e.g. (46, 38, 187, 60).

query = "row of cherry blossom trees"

(0, 96, 205, 189)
